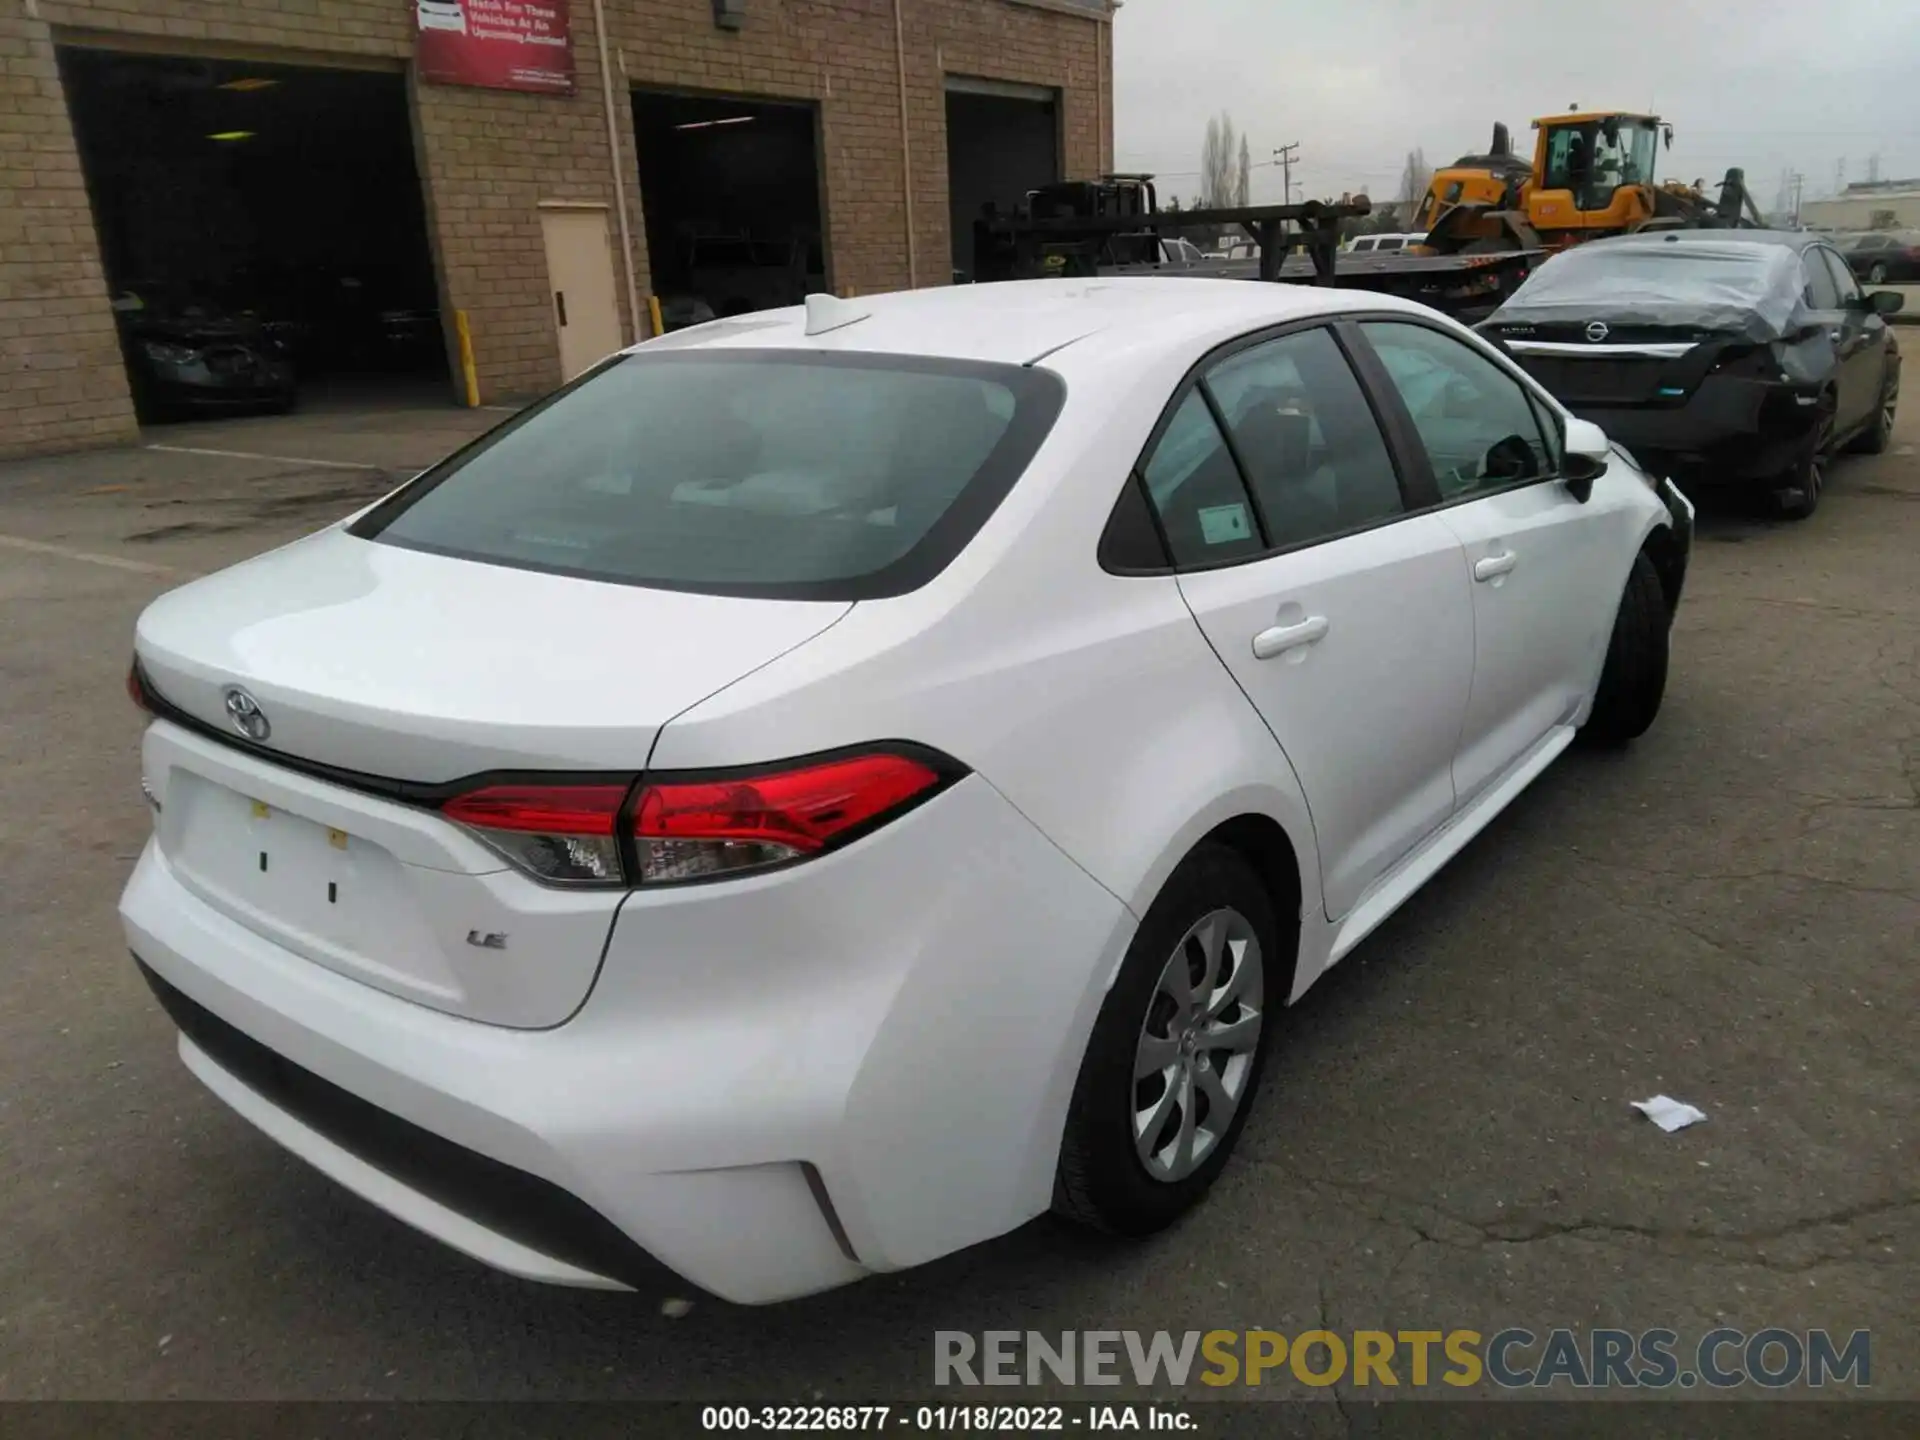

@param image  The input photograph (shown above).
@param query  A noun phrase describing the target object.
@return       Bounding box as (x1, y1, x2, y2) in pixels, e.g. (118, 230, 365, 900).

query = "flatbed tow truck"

(968, 175, 1542, 322)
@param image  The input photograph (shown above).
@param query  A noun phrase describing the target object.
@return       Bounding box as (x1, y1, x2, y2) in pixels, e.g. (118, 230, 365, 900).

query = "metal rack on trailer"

(968, 176, 1544, 322)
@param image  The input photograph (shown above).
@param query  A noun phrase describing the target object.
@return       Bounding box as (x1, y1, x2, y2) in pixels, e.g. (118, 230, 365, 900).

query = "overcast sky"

(1111, 0, 1920, 213)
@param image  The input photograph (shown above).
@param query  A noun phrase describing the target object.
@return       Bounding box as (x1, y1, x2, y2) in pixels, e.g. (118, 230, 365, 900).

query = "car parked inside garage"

(1479, 230, 1902, 518)
(122, 279, 1691, 1304)
(109, 286, 297, 422)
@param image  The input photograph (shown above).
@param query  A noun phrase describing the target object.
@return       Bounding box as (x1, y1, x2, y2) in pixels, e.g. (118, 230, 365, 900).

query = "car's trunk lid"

(1493, 322, 1760, 407)
(135, 528, 850, 1027)
(136, 527, 850, 780)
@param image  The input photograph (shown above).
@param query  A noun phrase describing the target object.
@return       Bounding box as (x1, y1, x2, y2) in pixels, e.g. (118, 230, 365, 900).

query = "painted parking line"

(0, 532, 194, 578)
(146, 444, 387, 472)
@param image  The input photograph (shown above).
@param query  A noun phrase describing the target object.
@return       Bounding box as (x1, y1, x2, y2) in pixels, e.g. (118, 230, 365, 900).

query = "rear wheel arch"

(1186, 813, 1307, 1002)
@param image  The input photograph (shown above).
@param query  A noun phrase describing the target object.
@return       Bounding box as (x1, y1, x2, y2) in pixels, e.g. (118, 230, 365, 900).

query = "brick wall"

(0, 5, 138, 458)
(412, 24, 643, 403)
(606, 0, 1110, 299)
(1, 0, 1111, 451)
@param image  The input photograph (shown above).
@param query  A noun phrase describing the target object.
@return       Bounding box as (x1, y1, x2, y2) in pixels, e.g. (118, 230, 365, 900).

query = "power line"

(1273, 142, 1301, 204)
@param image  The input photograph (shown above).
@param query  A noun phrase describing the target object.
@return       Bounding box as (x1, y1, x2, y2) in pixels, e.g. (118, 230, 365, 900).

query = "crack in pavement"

(1317, 1277, 1355, 1438)
(1246, 1157, 1919, 1279)
(1575, 854, 1920, 902)
(1728, 596, 1915, 622)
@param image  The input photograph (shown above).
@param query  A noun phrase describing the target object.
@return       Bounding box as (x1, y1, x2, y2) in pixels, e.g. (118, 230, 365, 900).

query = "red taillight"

(441, 785, 628, 835)
(127, 659, 151, 713)
(441, 783, 628, 886)
(632, 752, 947, 884)
(438, 751, 956, 887)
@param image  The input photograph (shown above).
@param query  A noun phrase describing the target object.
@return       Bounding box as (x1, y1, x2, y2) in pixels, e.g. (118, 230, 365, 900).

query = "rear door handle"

(1473, 551, 1518, 582)
(1251, 615, 1329, 660)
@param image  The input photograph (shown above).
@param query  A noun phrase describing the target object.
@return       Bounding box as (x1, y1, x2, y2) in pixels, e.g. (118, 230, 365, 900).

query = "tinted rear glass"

(1517, 242, 1781, 296)
(354, 350, 1065, 600)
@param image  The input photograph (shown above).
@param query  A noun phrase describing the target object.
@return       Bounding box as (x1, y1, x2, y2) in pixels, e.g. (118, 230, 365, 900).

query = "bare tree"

(1235, 134, 1252, 207)
(1200, 112, 1241, 209)
(1397, 147, 1433, 215)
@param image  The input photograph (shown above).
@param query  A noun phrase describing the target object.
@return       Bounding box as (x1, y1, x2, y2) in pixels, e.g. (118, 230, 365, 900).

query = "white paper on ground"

(1632, 1095, 1708, 1133)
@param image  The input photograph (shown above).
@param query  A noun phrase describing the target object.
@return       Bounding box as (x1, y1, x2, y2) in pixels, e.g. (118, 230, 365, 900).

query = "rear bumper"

(120, 774, 1135, 1304)
(1576, 377, 1821, 485)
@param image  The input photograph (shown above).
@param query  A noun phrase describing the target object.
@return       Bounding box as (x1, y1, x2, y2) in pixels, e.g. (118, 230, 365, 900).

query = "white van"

(1348, 232, 1423, 255)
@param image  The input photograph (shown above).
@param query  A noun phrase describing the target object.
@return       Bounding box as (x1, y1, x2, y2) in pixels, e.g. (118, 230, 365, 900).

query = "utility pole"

(1789, 172, 1804, 227)
(1273, 143, 1300, 205)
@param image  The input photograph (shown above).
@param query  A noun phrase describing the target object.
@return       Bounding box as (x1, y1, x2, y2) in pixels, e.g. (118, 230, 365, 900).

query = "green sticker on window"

(1197, 503, 1253, 546)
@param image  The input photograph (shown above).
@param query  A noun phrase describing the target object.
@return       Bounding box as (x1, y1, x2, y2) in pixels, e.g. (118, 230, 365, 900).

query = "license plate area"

(163, 772, 418, 966)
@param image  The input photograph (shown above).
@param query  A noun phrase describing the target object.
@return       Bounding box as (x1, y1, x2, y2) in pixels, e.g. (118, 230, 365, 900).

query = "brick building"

(0, 0, 1115, 457)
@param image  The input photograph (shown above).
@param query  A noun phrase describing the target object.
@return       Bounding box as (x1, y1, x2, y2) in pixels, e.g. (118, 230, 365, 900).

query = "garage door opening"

(631, 90, 825, 329)
(946, 80, 1061, 283)
(58, 47, 449, 423)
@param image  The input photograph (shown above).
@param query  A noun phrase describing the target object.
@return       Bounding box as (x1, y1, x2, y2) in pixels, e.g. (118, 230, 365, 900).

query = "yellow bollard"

(454, 310, 480, 407)
(647, 293, 664, 339)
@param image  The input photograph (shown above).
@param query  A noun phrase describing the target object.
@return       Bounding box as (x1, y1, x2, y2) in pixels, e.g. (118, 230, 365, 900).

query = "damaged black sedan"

(1479, 231, 1902, 519)
(110, 288, 298, 424)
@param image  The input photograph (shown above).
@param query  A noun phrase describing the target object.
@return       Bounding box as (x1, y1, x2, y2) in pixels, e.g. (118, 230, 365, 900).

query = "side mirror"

(1561, 417, 1611, 503)
(1867, 290, 1906, 317)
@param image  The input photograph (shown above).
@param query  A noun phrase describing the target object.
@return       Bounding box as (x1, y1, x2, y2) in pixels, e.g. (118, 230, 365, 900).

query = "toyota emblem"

(222, 686, 271, 742)
(1585, 321, 1611, 343)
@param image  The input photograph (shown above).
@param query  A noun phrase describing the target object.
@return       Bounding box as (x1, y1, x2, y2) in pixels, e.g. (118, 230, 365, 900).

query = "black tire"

(1845, 368, 1897, 456)
(1775, 395, 1835, 521)
(1053, 844, 1285, 1236)
(1580, 550, 1670, 748)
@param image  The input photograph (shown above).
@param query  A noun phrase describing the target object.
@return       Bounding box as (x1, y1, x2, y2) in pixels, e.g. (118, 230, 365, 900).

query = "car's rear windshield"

(1516, 243, 1786, 301)
(352, 349, 1065, 600)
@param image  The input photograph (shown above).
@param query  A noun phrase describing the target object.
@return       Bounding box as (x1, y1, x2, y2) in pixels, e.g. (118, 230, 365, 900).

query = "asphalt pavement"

(0, 391, 1914, 1419)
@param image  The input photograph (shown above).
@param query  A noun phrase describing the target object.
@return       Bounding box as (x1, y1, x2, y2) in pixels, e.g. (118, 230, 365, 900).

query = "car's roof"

(1584, 228, 1830, 256)
(630, 278, 1432, 369)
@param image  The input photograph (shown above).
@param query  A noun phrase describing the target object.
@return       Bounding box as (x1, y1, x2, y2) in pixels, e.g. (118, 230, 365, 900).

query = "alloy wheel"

(1132, 908, 1264, 1183)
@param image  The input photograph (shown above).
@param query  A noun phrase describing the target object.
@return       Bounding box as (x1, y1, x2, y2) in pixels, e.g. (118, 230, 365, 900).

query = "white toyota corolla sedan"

(121, 278, 1693, 1304)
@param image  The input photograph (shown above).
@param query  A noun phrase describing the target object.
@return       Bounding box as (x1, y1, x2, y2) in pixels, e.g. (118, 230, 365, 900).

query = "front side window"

(1205, 328, 1405, 548)
(1543, 121, 1657, 210)
(1360, 321, 1553, 498)
(1801, 253, 1841, 310)
(354, 351, 1062, 599)
(1819, 247, 1862, 304)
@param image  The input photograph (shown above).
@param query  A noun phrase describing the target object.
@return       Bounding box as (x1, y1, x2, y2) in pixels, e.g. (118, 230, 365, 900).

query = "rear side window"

(1141, 391, 1265, 568)
(1206, 328, 1405, 547)
(354, 351, 1063, 600)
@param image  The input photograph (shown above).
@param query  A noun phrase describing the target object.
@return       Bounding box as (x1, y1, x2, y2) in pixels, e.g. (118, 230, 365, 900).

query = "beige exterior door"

(539, 207, 624, 381)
